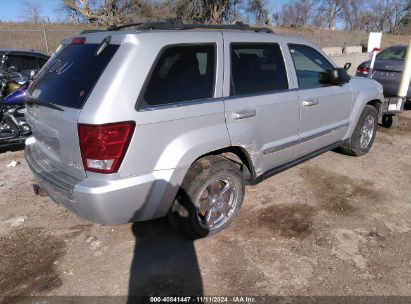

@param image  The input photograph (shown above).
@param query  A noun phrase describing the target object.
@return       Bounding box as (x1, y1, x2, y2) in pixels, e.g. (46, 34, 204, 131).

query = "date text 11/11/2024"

(149, 296, 257, 303)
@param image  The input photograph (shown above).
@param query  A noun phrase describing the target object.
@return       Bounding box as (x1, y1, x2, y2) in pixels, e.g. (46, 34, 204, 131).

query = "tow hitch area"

(33, 184, 48, 197)
(380, 97, 405, 128)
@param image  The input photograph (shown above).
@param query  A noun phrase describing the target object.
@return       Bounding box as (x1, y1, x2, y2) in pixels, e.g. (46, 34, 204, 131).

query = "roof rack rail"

(107, 20, 273, 33)
(80, 29, 107, 34)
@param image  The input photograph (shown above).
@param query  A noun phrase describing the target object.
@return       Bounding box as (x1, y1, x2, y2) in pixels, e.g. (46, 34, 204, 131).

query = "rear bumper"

(381, 97, 405, 115)
(25, 144, 187, 225)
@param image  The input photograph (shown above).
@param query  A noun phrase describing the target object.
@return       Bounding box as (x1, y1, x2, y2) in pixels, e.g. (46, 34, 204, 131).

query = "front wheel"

(168, 155, 245, 239)
(340, 105, 378, 156)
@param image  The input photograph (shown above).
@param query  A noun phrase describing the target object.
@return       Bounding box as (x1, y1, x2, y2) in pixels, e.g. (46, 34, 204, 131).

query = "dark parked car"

(0, 48, 49, 82)
(356, 45, 410, 99)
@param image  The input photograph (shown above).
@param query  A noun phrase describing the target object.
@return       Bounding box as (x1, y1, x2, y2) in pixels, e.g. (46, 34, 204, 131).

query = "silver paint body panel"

(25, 30, 384, 225)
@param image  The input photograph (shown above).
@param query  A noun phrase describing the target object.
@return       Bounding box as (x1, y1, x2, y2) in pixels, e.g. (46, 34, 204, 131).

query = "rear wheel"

(340, 105, 377, 156)
(168, 155, 245, 239)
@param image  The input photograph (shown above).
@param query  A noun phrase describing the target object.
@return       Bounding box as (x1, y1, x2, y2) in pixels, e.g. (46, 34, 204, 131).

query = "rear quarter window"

(139, 44, 216, 109)
(29, 43, 119, 109)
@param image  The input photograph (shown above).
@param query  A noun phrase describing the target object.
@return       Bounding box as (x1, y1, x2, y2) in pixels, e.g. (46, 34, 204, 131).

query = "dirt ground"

(0, 111, 411, 300)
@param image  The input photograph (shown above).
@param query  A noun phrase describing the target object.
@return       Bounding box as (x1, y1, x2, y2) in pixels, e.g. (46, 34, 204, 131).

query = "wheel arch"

(193, 146, 256, 183)
(347, 97, 383, 139)
(367, 99, 382, 117)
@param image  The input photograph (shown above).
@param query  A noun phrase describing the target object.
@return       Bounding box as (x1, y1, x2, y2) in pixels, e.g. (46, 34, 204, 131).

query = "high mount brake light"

(78, 122, 135, 174)
(71, 37, 86, 44)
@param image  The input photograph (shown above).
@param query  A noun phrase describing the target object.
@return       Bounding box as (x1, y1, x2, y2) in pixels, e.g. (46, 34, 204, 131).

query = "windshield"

(28, 43, 119, 109)
(376, 47, 406, 61)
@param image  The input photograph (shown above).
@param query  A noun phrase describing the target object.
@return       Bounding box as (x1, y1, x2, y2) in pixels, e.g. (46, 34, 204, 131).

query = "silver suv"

(25, 22, 384, 238)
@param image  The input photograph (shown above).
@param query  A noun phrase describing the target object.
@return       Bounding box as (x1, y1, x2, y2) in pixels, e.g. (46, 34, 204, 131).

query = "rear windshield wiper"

(26, 98, 64, 112)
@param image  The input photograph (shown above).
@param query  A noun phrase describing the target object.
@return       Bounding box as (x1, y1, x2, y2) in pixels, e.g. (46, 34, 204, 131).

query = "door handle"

(302, 98, 320, 107)
(232, 109, 257, 120)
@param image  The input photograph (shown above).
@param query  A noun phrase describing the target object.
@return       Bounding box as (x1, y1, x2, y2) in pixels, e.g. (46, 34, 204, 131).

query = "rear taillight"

(78, 122, 135, 174)
(357, 66, 369, 75)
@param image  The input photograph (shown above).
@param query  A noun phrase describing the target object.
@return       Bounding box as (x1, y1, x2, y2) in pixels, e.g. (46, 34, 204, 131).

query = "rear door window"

(230, 43, 288, 96)
(140, 44, 216, 108)
(29, 43, 119, 109)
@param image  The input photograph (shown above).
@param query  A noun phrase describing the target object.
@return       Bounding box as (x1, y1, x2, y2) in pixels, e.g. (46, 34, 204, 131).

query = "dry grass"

(273, 26, 411, 49)
(0, 22, 409, 55)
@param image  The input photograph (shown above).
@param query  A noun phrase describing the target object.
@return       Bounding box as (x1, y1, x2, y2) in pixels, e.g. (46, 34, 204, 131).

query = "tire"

(167, 155, 245, 239)
(381, 114, 398, 129)
(340, 105, 378, 156)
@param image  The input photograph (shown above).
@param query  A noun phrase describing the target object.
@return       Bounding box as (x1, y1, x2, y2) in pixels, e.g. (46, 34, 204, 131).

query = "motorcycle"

(0, 53, 32, 146)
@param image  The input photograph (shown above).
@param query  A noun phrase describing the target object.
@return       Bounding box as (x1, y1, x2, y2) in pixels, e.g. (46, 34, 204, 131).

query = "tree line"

(58, 0, 270, 26)
(19, 0, 411, 34)
(274, 0, 411, 34)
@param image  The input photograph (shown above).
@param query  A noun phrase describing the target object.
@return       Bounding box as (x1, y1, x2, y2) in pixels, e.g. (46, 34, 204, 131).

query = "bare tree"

(246, 0, 269, 25)
(61, 0, 165, 25)
(59, 0, 273, 26)
(387, 0, 410, 33)
(340, 0, 367, 31)
(21, 0, 43, 23)
(273, 0, 317, 27)
(361, 0, 409, 34)
(176, 0, 238, 24)
(62, 0, 121, 25)
(55, 1, 89, 23)
(226, 0, 243, 23)
(319, 0, 343, 30)
(176, 0, 206, 23)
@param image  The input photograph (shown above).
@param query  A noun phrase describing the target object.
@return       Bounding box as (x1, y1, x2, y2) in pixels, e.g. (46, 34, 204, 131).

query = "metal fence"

(0, 29, 83, 55)
(274, 27, 370, 48)
(0, 27, 406, 55)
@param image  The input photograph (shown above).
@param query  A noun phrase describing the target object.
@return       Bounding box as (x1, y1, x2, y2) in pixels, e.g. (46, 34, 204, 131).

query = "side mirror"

(328, 68, 350, 85)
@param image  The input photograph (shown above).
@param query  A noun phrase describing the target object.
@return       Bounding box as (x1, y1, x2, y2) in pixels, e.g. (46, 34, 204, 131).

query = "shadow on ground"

(128, 218, 203, 302)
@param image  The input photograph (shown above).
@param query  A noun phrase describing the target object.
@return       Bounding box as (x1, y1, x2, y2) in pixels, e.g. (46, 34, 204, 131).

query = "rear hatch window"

(376, 47, 406, 61)
(28, 43, 119, 109)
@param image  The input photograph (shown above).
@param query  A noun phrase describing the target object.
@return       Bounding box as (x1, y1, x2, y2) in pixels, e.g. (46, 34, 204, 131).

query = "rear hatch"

(25, 36, 120, 187)
(372, 60, 404, 96)
(372, 46, 406, 96)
